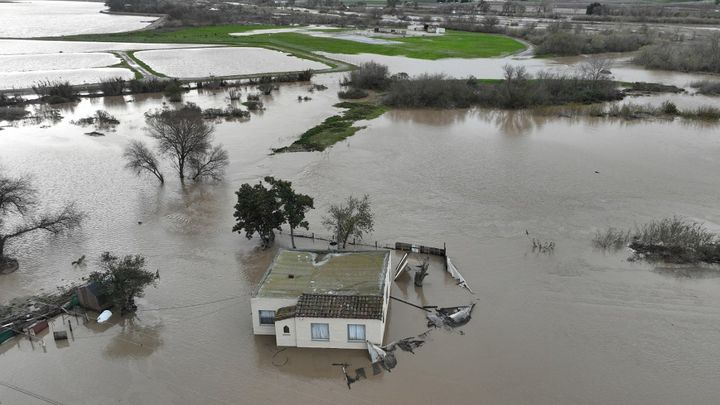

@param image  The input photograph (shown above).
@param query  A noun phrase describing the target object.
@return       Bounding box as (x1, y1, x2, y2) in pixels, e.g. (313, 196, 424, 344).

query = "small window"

(259, 310, 275, 325)
(311, 323, 329, 341)
(347, 324, 365, 342)
(283, 325, 290, 334)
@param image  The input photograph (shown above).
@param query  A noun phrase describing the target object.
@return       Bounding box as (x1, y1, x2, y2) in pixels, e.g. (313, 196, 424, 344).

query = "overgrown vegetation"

(690, 80, 720, 96)
(32, 80, 79, 104)
(129, 78, 168, 93)
(634, 36, 720, 74)
(542, 101, 720, 122)
(594, 217, 720, 265)
(530, 24, 653, 56)
(88, 252, 158, 314)
(99, 77, 126, 96)
(273, 102, 387, 152)
(72, 110, 120, 130)
(0, 106, 29, 122)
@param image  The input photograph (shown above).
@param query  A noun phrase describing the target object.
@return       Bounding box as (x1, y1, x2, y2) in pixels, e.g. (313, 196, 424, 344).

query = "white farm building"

(251, 250, 392, 349)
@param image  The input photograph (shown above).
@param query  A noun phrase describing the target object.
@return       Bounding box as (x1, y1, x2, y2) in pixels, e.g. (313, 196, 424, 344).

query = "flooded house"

(251, 250, 392, 349)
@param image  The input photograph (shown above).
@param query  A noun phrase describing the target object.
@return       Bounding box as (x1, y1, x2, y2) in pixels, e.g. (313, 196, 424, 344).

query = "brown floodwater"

(1, 73, 720, 405)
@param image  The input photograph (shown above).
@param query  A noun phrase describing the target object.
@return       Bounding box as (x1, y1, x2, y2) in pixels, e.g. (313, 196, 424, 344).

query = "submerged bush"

(690, 80, 720, 96)
(128, 78, 168, 94)
(72, 110, 120, 129)
(99, 77, 126, 96)
(592, 227, 631, 250)
(32, 80, 78, 104)
(0, 106, 29, 121)
(348, 62, 391, 91)
(596, 217, 720, 264)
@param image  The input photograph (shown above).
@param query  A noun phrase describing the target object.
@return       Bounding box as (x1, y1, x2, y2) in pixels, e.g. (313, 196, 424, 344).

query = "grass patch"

(274, 102, 386, 152)
(62, 26, 526, 60)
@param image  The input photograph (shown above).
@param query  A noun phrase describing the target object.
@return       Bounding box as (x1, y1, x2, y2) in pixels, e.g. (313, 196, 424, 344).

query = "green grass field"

(63, 25, 526, 60)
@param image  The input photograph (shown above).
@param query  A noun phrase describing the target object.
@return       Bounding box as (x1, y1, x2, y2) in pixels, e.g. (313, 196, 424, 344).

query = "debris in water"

(427, 303, 475, 328)
(393, 253, 410, 281)
(413, 258, 430, 287)
(445, 256, 473, 293)
(84, 131, 105, 137)
(97, 310, 112, 323)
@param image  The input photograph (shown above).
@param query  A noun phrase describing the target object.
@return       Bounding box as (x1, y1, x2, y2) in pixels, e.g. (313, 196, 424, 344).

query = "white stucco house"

(251, 250, 392, 349)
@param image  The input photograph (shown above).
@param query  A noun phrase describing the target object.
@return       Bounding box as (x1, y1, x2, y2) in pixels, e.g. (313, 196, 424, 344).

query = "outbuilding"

(251, 250, 392, 349)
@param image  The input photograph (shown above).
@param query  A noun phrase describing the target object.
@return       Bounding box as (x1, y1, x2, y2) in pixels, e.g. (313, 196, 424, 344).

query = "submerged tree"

(0, 173, 82, 272)
(232, 181, 284, 248)
(123, 140, 164, 184)
(88, 252, 158, 314)
(142, 103, 228, 182)
(265, 176, 314, 249)
(322, 194, 374, 249)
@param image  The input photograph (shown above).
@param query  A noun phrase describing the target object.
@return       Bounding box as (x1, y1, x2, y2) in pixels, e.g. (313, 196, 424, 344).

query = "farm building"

(251, 250, 392, 349)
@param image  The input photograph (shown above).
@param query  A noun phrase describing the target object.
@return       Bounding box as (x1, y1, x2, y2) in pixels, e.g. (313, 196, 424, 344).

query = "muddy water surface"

(0, 1, 156, 38)
(1, 73, 720, 404)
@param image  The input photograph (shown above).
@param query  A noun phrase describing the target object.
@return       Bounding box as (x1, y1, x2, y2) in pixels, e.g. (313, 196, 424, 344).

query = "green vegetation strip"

(274, 102, 387, 153)
(62, 25, 526, 60)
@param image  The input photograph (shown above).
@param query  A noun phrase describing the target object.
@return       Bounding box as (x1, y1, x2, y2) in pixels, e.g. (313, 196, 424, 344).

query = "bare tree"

(322, 194, 374, 249)
(578, 56, 613, 83)
(0, 173, 82, 271)
(189, 144, 229, 182)
(145, 103, 214, 182)
(123, 140, 164, 184)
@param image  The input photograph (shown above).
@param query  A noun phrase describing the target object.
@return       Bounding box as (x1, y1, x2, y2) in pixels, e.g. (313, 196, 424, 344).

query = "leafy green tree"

(322, 194, 374, 249)
(88, 252, 158, 314)
(232, 182, 284, 248)
(264, 177, 314, 249)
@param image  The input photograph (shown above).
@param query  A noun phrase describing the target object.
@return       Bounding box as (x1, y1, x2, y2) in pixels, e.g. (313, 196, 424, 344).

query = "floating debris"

(84, 131, 105, 137)
(427, 304, 475, 328)
(445, 256, 473, 293)
(413, 258, 430, 287)
(393, 253, 410, 281)
(97, 310, 112, 323)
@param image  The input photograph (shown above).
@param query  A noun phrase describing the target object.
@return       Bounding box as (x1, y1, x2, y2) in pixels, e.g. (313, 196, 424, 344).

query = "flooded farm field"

(0, 1, 157, 38)
(2, 71, 720, 404)
(133, 47, 330, 78)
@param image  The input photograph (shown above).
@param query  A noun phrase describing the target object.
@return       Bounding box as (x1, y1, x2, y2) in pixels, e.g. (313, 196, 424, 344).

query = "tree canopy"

(88, 252, 158, 313)
(322, 194, 374, 249)
(232, 181, 285, 248)
(264, 176, 314, 249)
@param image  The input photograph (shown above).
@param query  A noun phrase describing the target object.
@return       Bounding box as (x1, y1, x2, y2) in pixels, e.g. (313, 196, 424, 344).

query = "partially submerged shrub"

(163, 81, 183, 102)
(202, 105, 250, 120)
(0, 106, 29, 121)
(242, 100, 264, 111)
(690, 80, 720, 96)
(661, 100, 679, 115)
(32, 80, 78, 104)
(72, 110, 120, 129)
(348, 62, 391, 91)
(99, 77, 126, 96)
(0, 93, 23, 107)
(128, 78, 167, 94)
(592, 227, 631, 250)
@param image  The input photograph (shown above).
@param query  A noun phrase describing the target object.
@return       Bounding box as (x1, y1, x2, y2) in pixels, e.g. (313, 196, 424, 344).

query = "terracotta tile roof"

(292, 294, 384, 320)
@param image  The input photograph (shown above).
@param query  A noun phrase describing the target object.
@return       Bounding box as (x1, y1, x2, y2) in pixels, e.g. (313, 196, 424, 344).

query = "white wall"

(293, 317, 384, 349)
(274, 318, 297, 347)
(250, 297, 297, 335)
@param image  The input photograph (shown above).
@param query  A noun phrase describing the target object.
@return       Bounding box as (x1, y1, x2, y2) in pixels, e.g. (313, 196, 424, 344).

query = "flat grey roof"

(255, 250, 390, 299)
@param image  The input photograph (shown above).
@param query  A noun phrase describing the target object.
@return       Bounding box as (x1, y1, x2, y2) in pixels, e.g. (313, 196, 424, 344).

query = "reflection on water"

(2, 75, 720, 404)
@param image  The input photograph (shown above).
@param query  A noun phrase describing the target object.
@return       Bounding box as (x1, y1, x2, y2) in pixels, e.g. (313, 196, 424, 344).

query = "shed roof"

(255, 250, 390, 299)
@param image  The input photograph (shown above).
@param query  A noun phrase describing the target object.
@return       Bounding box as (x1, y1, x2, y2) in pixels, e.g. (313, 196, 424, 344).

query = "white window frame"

(311, 323, 330, 341)
(258, 310, 275, 325)
(347, 324, 366, 342)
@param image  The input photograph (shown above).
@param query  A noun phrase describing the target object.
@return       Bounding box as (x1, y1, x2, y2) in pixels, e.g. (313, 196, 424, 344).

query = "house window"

(283, 325, 290, 334)
(311, 323, 329, 341)
(259, 310, 275, 325)
(347, 324, 365, 342)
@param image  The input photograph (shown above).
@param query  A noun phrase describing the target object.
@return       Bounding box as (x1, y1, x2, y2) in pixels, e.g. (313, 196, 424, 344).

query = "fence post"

(375, 241, 378, 249)
(312, 232, 315, 241)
